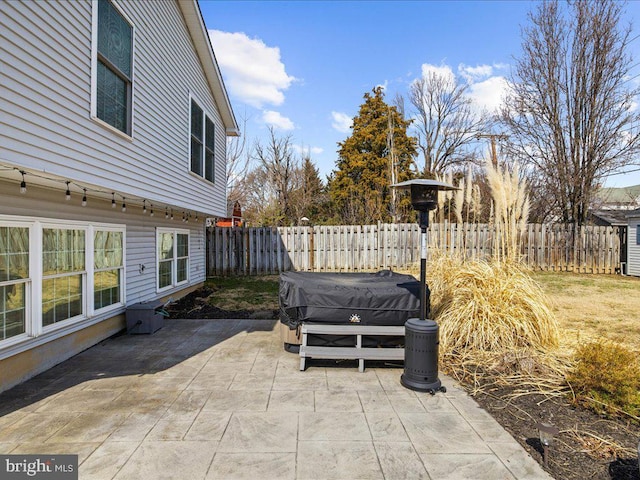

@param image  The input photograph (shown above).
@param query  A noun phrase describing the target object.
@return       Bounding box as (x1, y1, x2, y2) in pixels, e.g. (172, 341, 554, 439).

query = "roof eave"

(178, 0, 239, 137)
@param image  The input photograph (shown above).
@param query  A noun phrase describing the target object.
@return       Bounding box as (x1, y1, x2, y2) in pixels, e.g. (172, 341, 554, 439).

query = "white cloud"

(415, 62, 509, 113)
(458, 64, 493, 83)
(468, 76, 509, 113)
(262, 110, 294, 130)
(293, 145, 324, 157)
(420, 63, 455, 83)
(209, 30, 296, 108)
(458, 63, 510, 85)
(376, 80, 389, 92)
(331, 111, 352, 133)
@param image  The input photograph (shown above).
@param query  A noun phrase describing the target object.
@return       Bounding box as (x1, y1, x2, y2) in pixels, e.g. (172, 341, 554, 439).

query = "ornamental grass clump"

(428, 255, 559, 357)
(425, 159, 563, 387)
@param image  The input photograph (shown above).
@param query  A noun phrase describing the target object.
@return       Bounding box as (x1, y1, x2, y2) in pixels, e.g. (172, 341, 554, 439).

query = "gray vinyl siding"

(0, 0, 227, 216)
(0, 181, 206, 305)
(627, 217, 640, 277)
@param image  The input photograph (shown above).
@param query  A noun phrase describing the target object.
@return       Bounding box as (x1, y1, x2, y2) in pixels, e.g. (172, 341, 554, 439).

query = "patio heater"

(391, 179, 457, 394)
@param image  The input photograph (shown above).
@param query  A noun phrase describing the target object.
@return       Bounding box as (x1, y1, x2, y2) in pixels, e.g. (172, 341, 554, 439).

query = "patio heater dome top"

(390, 179, 459, 191)
(391, 179, 458, 213)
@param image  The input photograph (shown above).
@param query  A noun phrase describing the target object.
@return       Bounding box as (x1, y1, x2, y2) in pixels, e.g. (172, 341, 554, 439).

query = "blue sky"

(199, 0, 640, 188)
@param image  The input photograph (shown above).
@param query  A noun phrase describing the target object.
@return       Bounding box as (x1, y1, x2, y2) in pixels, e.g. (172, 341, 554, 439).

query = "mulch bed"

(463, 377, 639, 480)
(166, 286, 639, 480)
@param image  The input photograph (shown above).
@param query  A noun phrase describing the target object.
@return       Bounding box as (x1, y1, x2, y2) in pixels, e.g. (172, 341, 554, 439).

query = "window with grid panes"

(190, 100, 204, 176)
(0, 219, 125, 350)
(190, 98, 215, 182)
(157, 229, 189, 291)
(94, 230, 124, 310)
(96, 0, 133, 135)
(205, 118, 215, 182)
(176, 233, 189, 283)
(0, 226, 29, 341)
(42, 228, 86, 326)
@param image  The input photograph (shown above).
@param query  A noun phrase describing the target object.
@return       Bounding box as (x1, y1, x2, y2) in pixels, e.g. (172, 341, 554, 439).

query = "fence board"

(206, 223, 622, 276)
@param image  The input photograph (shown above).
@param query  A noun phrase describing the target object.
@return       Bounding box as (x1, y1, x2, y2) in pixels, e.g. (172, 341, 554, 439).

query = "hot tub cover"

(279, 270, 425, 328)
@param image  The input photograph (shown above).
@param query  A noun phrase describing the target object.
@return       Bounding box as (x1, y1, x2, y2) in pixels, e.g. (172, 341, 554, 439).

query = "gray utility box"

(126, 301, 164, 334)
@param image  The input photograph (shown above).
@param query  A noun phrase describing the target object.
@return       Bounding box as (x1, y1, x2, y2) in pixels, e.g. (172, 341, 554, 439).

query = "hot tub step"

(299, 324, 405, 372)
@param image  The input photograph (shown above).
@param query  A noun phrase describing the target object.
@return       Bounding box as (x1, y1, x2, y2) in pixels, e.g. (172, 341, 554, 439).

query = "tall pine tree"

(290, 156, 327, 224)
(329, 87, 417, 224)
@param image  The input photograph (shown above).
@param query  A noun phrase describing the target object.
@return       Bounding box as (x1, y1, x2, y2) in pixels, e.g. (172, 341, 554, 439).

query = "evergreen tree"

(290, 155, 328, 224)
(328, 87, 417, 224)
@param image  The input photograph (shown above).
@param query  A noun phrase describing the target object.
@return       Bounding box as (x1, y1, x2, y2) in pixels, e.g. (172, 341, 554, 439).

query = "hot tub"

(279, 270, 425, 350)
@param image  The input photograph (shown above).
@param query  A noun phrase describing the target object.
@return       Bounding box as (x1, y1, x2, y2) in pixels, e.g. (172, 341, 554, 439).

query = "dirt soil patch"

(166, 285, 278, 320)
(462, 374, 639, 480)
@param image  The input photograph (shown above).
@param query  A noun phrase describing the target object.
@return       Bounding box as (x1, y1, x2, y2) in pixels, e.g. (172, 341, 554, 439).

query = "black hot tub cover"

(279, 270, 425, 328)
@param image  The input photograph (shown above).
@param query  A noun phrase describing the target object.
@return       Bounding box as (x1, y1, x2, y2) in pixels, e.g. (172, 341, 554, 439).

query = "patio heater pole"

(390, 179, 457, 394)
(419, 211, 429, 321)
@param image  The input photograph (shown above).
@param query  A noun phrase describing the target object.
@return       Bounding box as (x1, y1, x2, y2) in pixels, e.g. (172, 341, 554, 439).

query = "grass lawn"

(204, 275, 280, 311)
(532, 271, 640, 351)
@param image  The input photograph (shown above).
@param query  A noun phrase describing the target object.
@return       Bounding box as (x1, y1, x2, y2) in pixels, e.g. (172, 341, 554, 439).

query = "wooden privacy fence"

(207, 223, 622, 276)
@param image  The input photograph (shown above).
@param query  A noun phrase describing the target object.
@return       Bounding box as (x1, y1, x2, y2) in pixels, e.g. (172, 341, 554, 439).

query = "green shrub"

(568, 340, 640, 421)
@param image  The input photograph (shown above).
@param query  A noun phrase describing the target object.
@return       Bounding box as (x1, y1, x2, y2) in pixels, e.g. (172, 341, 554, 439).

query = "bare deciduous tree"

(500, 0, 640, 225)
(241, 166, 277, 226)
(409, 70, 486, 177)
(226, 116, 251, 215)
(239, 132, 328, 226)
(250, 127, 300, 226)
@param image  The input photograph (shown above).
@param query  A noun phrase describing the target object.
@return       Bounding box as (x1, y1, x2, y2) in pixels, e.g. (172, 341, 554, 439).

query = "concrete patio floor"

(0, 319, 552, 479)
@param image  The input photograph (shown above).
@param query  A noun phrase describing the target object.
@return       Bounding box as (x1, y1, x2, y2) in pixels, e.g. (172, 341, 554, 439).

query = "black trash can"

(401, 318, 445, 393)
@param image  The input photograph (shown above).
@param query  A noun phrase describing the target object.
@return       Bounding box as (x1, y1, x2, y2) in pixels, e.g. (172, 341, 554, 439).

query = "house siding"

(0, 0, 227, 216)
(0, 180, 208, 391)
(627, 216, 640, 276)
(0, 181, 206, 305)
(0, 0, 234, 391)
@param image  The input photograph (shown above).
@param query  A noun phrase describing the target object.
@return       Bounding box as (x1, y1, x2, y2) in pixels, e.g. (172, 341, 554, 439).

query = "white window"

(157, 228, 189, 291)
(92, 0, 134, 136)
(190, 98, 215, 183)
(0, 219, 125, 349)
(41, 228, 86, 326)
(93, 229, 124, 311)
(0, 226, 29, 341)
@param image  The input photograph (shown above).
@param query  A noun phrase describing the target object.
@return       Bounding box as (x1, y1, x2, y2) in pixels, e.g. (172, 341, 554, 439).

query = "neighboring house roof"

(626, 208, 640, 218)
(588, 209, 629, 226)
(595, 185, 640, 208)
(179, 0, 239, 136)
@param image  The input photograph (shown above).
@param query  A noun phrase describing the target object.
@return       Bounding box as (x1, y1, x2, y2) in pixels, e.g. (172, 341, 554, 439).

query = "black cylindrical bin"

(401, 318, 444, 393)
